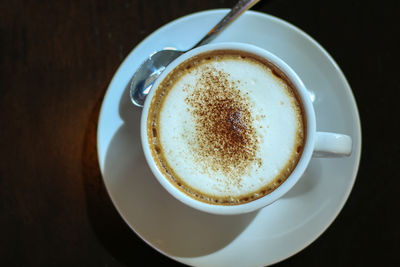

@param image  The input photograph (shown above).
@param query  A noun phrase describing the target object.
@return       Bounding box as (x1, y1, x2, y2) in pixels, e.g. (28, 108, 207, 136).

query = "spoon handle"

(193, 0, 260, 48)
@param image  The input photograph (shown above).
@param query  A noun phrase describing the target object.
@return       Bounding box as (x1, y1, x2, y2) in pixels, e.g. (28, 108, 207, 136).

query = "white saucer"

(97, 10, 361, 267)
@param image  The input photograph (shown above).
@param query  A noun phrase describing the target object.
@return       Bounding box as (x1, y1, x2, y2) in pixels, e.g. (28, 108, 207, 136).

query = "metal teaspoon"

(130, 0, 260, 107)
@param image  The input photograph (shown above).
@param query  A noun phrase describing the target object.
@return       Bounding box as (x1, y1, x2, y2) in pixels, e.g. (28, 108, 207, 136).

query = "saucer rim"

(97, 9, 362, 266)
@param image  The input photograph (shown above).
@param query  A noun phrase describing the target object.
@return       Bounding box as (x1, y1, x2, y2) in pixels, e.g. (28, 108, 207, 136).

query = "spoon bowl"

(130, 49, 184, 107)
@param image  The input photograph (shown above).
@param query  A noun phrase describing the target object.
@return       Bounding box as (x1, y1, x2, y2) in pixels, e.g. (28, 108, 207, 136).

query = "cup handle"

(313, 132, 352, 158)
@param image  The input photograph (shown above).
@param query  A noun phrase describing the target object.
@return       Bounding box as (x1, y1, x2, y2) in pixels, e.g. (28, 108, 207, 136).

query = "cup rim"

(141, 42, 316, 215)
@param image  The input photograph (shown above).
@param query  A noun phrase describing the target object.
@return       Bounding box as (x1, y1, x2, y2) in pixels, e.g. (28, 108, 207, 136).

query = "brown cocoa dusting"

(185, 65, 260, 185)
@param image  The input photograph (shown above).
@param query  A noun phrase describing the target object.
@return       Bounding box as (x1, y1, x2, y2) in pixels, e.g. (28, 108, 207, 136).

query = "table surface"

(1, 0, 399, 266)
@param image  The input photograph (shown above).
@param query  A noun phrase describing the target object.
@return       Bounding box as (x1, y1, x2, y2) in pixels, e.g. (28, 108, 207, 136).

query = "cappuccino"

(147, 50, 305, 205)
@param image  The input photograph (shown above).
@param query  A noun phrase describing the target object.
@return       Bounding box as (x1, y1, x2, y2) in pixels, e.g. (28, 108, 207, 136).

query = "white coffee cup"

(140, 42, 352, 215)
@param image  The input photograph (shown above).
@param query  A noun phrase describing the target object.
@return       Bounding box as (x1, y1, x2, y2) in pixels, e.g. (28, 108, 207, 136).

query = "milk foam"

(151, 52, 303, 203)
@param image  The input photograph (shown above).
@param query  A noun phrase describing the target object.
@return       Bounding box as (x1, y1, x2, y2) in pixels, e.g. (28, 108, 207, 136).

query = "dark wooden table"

(1, 0, 399, 266)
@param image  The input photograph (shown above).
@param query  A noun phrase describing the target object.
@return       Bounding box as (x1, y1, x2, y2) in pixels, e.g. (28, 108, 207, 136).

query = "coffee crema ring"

(147, 50, 305, 205)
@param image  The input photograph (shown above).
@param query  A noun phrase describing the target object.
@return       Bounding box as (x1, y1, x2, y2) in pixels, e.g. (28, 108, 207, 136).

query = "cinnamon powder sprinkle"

(184, 64, 260, 184)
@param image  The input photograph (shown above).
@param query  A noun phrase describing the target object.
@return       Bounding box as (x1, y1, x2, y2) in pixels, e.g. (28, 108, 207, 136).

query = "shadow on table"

(81, 83, 257, 264)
